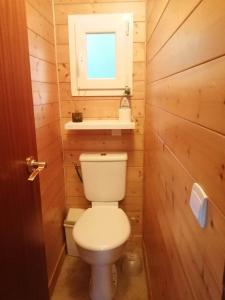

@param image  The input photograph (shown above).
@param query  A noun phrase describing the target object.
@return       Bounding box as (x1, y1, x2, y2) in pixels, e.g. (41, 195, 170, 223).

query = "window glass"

(86, 33, 116, 79)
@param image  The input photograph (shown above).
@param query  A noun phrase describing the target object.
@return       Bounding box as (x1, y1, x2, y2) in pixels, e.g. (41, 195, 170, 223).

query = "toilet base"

(90, 264, 117, 300)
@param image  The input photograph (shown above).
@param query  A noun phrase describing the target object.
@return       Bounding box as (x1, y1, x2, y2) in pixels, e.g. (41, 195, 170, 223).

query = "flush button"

(189, 183, 208, 228)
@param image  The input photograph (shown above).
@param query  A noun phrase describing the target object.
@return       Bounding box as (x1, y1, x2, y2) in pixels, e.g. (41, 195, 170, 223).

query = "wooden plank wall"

(145, 0, 225, 299)
(25, 0, 66, 290)
(53, 0, 146, 237)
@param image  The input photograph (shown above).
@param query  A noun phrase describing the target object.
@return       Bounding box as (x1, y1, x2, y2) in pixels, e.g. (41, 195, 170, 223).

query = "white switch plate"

(189, 183, 208, 228)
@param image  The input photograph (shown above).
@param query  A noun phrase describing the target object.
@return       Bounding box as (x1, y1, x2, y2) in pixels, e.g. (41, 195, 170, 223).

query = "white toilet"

(73, 152, 131, 300)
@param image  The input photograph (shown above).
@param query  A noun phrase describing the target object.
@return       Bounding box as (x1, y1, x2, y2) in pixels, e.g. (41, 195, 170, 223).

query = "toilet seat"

(73, 206, 130, 251)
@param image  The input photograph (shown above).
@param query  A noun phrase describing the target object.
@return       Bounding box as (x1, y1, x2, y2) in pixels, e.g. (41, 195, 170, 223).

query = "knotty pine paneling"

(54, 0, 146, 236)
(29, 57, 57, 83)
(146, 0, 169, 42)
(54, 2, 145, 24)
(146, 131, 225, 300)
(31, 82, 59, 105)
(145, 0, 225, 299)
(26, 0, 65, 289)
(26, 2, 55, 44)
(149, 0, 225, 82)
(34, 102, 60, 129)
(151, 107, 225, 216)
(55, 0, 144, 3)
(35, 120, 61, 151)
(27, 0, 54, 23)
(62, 133, 144, 151)
(149, 55, 225, 135)
(147, 0, 202, 58)
(28, 29, 56, 64)
(60, 99, 145, 119)
(143, 192, 194, 300)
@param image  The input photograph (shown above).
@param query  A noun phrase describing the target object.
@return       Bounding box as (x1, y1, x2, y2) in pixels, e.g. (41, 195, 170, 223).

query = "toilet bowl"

(73, 206, 130, 300)
(72, 152, 130, 300)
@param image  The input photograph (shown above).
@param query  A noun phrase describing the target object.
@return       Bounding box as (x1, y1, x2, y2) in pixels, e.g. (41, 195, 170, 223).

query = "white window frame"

(68, 13, 133, 96)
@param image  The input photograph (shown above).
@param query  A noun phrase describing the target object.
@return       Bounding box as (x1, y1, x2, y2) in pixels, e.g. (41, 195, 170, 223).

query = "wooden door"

(0, 1, 49, 299)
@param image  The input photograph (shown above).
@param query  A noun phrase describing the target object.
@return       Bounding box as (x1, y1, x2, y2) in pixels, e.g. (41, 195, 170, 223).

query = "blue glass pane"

(86, 33, 116, 79)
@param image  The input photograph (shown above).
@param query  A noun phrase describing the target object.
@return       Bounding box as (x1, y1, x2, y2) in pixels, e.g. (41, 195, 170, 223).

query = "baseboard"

(48, 244, 66, 297)
(142, 239, 152, 300)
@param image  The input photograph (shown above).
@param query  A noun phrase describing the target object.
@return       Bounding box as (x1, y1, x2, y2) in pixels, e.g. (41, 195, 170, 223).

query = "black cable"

(74, 163, 83, 183)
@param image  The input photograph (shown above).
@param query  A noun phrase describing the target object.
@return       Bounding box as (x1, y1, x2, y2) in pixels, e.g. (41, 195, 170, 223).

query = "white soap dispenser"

(119, 86, 131, 122)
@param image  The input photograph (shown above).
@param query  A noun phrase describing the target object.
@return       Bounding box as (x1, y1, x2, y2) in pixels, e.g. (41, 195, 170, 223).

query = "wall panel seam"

(150, 104, 225, 139)
(27, 28, 55, 46)
(146, 0, 170, 43)
(35, 118, 61, 130)
(34, 102, 59, 106)
(37, 136, 63, 153)
(30, 55, 57, 66)
(27, 1, 55, 27)
(148, 53, 225, 83)
(147, 0, 203, 57)
(32, 80, 58, 84)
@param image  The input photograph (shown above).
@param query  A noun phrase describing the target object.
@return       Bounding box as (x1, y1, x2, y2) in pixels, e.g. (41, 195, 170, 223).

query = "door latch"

(26, 156, 47, 182)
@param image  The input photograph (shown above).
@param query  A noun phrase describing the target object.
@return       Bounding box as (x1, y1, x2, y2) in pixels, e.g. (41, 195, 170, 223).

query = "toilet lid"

(73, 207, 131, 251)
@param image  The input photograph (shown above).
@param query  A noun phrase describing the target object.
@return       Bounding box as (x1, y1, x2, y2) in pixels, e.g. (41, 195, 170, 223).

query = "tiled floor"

(52, 239, 149, 300)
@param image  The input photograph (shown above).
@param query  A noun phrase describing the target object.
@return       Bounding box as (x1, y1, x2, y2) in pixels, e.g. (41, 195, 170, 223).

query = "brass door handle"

(26, 156, 47, 182)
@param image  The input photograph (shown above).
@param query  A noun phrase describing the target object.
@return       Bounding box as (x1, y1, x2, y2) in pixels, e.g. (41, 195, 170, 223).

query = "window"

(68, 13, 133, 96)
(86, 33, 116, 79)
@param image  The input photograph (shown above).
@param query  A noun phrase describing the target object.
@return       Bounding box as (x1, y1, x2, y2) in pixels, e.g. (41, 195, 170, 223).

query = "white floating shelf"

(65, 119, 135, 130)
